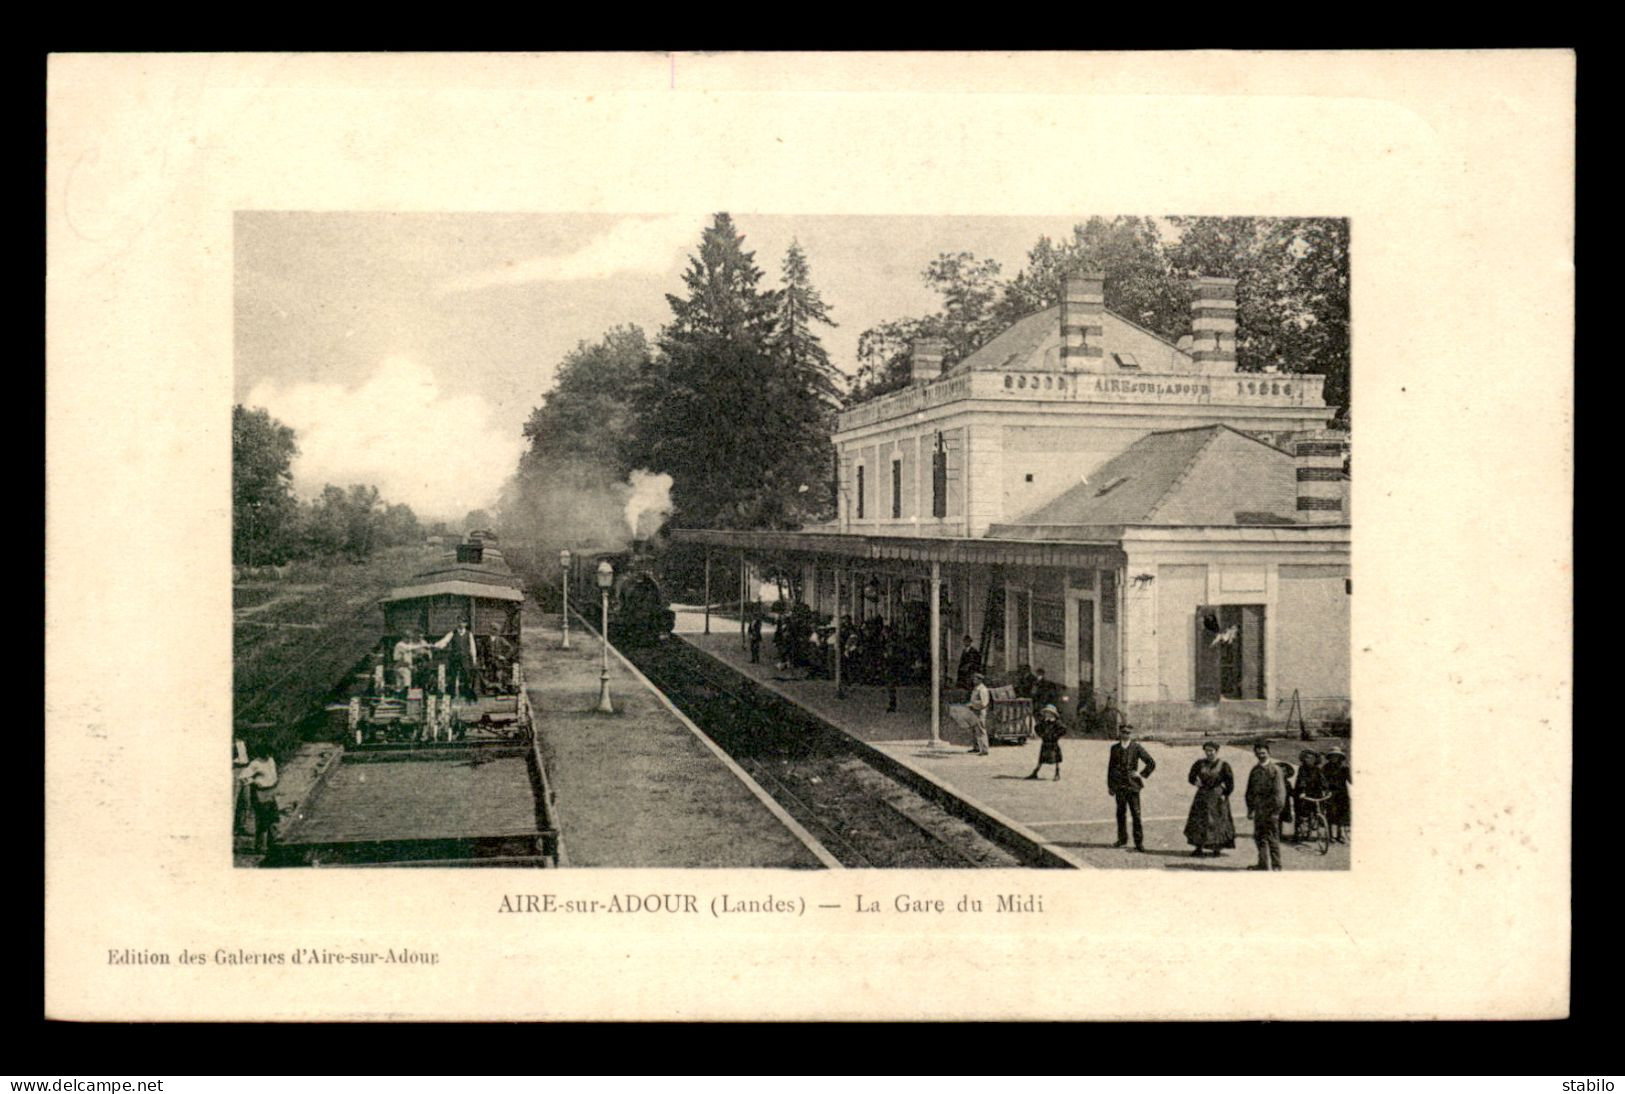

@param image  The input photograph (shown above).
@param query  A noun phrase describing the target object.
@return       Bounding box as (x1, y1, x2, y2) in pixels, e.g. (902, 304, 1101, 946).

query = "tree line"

(232, 404, 428, 567)
(847, 215, 1351, 419)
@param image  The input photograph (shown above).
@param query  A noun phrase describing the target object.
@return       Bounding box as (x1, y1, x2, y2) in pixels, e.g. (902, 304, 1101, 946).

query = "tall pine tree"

(634, 213, 835, 530)
(768, 239, 842, 524)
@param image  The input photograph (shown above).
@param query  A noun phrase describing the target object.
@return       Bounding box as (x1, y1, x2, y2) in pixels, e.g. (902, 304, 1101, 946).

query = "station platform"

(674, 608, 1350, 872)
(522, 606, 833, 868)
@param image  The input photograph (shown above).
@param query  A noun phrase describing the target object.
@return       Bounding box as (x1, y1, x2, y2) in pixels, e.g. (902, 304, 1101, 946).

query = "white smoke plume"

(625, 469, 674, 541)
(495, 461, 675, 560)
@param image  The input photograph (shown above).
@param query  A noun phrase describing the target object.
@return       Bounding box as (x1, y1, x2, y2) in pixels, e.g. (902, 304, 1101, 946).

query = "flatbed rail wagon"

(264, 531, 559, 867)
(264, 738, 559, 867)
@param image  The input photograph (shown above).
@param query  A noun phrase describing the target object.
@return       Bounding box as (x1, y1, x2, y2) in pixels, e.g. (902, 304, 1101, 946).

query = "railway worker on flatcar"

(238, 742, 280, 855)
(392, 628, 430, 689)
(434, 620, 481, 699)
(484, 632, 516, 691)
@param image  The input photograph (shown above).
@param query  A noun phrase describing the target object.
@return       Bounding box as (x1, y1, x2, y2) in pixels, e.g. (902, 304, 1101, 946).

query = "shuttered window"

(892, 459, 902, 518)
(856, 465, 865, 519)
(1195, 604, 1265, 702)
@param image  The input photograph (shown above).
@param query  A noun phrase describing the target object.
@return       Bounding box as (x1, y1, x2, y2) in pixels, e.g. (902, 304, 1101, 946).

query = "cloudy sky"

(235, 211, 1096, 520)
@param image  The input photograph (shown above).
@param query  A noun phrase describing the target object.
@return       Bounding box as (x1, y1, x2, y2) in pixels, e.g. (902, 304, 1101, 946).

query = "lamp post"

(559, 549, 572, 649)
(595, 559, 614, 714)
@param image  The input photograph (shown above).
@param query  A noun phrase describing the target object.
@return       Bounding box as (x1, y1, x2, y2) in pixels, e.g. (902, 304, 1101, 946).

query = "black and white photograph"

(46, 51, 1570, 1023)
(231, 211, 1352, 871)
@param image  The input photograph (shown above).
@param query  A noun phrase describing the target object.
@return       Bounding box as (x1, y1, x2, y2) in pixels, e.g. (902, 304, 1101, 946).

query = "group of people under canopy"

(770, 605, 933, 684)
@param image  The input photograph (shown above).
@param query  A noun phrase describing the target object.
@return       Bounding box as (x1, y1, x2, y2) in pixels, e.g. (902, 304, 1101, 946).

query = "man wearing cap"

(1026, 704, 1066, 781)
(1246, 739, 1288, 871)
(433, 620, 481, 700)
(1106, 724, 1156, 850)
(965, 672, 991, 755)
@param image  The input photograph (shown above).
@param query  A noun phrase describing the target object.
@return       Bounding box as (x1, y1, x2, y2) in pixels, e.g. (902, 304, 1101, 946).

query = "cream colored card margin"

(44, 51, 1574, 1021)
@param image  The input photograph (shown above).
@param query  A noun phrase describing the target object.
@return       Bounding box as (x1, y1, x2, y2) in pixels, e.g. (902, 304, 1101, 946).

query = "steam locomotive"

(563, 542, 676, 648)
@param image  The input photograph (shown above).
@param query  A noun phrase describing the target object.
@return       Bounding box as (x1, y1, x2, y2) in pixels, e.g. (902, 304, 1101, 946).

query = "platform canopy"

(671, 527, 1126, 570)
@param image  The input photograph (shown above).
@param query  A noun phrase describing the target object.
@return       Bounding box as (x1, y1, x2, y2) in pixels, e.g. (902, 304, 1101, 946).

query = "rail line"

(628, 643, 1025, 869)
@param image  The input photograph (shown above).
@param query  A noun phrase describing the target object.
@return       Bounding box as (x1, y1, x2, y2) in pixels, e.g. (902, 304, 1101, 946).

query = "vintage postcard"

(45, 51, 1573, 1020)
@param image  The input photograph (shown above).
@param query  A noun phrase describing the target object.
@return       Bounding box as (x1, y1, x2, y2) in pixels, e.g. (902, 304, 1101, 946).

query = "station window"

(1194, 604, 1265, 703)
(931, 437, 948, 517)
(891, 459, 902, 518)
(856, 465, 865, 519)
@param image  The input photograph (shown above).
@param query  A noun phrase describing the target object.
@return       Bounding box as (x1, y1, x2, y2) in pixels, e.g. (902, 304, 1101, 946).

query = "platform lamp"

(559, 549, 572, 649)
(595, 559, 615, 714)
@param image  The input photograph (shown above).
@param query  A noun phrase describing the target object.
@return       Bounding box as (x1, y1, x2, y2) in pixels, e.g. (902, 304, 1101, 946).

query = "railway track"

(627, 643, 1028, 869)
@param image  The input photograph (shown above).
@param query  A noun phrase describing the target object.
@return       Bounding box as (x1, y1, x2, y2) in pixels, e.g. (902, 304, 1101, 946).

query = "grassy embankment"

(233, 544, 445, 762)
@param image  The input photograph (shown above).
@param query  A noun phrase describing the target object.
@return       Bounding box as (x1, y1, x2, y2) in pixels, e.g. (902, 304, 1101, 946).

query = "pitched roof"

(948, 305, 1194, 375)
(990, 424, 1298, 533)
(953, 308, 1057, 373)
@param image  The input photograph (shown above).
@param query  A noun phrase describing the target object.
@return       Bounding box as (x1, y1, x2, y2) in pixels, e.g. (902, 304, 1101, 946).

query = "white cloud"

(245, 355, 524, 520)
(436, 214, 702, 293)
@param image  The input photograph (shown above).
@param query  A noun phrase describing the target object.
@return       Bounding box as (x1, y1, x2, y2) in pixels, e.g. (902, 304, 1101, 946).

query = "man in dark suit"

(1105, 723, 1156, 850)
(1032, 668, 1064, 714)
(882, 623, 903, 713)
(1245, 739, 1288, 871)
(436, 621, 481, 700)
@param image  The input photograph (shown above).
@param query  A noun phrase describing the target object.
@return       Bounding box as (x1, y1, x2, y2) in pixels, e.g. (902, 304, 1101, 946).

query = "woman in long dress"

(1184, 740, 1237, 856)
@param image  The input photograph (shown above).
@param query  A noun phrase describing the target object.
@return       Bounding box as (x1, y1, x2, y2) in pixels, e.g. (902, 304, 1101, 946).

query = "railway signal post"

(596, 559, 615, 714)
(560, 549, 572, 649)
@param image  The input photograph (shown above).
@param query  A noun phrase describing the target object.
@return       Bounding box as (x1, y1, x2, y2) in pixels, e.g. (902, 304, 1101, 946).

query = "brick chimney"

(910, 337, 947, 384)
(1294, 437, 1349, 523)
(1059, 271, 1105, 363)
(1190, 276, 1238, 371)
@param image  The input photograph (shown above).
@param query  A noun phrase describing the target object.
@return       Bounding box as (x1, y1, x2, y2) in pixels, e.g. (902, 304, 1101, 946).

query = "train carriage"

(338, 531, 533, 746)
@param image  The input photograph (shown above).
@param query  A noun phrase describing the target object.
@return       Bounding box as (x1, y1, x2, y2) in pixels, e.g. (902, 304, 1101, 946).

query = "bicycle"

(1296, 792, 1332, 855)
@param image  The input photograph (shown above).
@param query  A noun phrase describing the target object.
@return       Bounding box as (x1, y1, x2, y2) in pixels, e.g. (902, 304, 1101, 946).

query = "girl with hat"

(1183, 740, 1237, 856)
(1323, 747, 1352, 843)
(1025, 704, 1067, 781)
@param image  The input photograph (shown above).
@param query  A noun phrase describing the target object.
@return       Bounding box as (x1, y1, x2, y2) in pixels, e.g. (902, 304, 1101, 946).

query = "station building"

(675, 273, 1350, 736)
